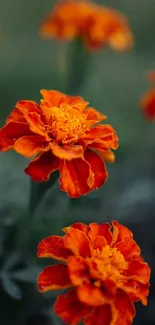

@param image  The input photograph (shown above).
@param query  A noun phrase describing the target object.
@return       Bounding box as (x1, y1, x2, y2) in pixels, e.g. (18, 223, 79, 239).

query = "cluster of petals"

(0, 89, 118, 197)
(38, 220, 150, 325)
(140, 71, 155, 120)
(40, 0, 134, 51)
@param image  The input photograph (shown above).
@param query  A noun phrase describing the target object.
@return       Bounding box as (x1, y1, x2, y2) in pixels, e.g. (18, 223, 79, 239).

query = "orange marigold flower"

(40, 0, 133, 51)
(0, 90, 118, 198)
(37, 221, 150, 325)
(140, 71, 155, 120)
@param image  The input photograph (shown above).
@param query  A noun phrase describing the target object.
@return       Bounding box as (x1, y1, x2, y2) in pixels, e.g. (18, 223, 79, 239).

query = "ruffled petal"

(59, 158, 94, 198)
(114, 236, 140, 260)
(111, 220, 133, 246)
(124, 280, 149, 306)
(14, 135, 49, 157)
(41, 89, 84, 107)
(89, 222, 112, 244)
(63, 222, 89, 235)
(25, 151, 60, 182)
(6, 107, 26, 123)
(24, 112, 47, 138)
(51, 142, 84, 160)
(84, 149, 108, 190)
(93, 236, 107, 250)
(54, 289, 90, 325)
(38, 264, 71, 292)
(0, 122, 32, 151)
(125, 259, 150, 284)
(112, 221, 133, 243)
(40, 89, 66, 106)
(84, 125, 116, 142)
(77, 283, 107, 306)
(68, 256, 89, 285)
(37, 235, 72, 261)
(100, 149, 115, 163)
(64, 228, 91, 257)
(85, 305, 112, 325)
(16, 100, 40, 114)
(85, 107, 107, 122)
(112, 291, 135, 325)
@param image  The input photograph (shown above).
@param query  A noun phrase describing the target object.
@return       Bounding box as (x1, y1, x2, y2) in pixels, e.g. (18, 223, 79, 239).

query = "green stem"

(67, 37, 92, 95)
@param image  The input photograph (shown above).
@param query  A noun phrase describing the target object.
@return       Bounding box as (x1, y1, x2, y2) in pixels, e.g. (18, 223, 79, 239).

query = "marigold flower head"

(40, 0, 133, 51)
(37, 220, 150, 325)
(0, 90, 118, 198)
(140, 71, 155, 120)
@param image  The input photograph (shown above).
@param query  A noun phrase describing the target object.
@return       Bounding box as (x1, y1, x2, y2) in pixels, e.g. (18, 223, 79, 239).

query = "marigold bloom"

(0, 90, 118, 198)
(38, 220, 150, 325)
(40, 0, 133, 51)
(140, 71, 155, 120)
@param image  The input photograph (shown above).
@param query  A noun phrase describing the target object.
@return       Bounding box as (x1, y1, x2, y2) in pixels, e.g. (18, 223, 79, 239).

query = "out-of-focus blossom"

(0, 90, 118, 198)
(140, 71, 155, 120)
(40, 0, 134, 51)
(38, 220, 150, 325)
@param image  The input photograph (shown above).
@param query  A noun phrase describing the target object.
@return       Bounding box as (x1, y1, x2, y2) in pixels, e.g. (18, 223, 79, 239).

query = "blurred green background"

(0, 0, 155, 324)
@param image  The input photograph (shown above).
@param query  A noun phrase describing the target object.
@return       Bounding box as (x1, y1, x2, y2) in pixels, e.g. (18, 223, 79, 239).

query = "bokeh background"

(0, 0, 155, 324)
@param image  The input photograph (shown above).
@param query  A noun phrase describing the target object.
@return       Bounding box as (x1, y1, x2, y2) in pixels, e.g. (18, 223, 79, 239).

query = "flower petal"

(40, 89, 66, 106)
(37, 235, 72, 261)
(112, 221, 133, 241)
(63, 222, 89, 235)
(77, 283, 107, 306)
(64, 228, 91, 257)
(51, 142, 84, 160)
(111, 220, 133, 245)
(112, 291, 135, 325)
(54, 289, 90, 325)
(38, 264, 71, 292)
(59, 158, 94, 198)
(85, 107, 107, 122)
(93, 236, 107, 250)
(41, 89, 84, 106)
(14, 135, 49, 157)
(89, 222, 112, 244)
(100, 149, 115, 163)
(68, 256, 89, 285)
(85, 305, 112, 325)
(25, 151, 60, 182)
(16, 100, 40, 114)
(0, 122, 32, 151)
(24, 112, 47, 138)
(84, 125, 116, 142)
(6, 107, 26, 123)
(114, 236, 140, 260)
(84, 149, 108, 190)
(125, 260, 150, 284)
(124, 280, 149, 306)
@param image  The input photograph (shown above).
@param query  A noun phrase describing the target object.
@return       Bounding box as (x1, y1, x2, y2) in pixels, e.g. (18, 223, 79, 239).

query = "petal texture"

(25, 151, 60, 182)
(59, 158, 93, 198)
(54, 289, 90, 325)
(38, 264, 71, 292)
(37, 235, 72, 261)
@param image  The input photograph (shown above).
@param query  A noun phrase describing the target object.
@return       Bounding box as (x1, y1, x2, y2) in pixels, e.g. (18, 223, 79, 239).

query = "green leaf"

(1, 274, 22, 300)
(2, 253, 21, 271)
(12, 266, 41, 283)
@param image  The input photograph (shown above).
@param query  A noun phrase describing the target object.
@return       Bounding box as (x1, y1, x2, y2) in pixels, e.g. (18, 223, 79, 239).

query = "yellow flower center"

(91, 245, 128, 286)
(49, 105, 87, 144)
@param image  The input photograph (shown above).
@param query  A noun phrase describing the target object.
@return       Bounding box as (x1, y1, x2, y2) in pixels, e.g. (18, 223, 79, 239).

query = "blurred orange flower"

(40, 0, 133, 51)
(38, 220, 150, 325)
(0, 90, 118, 198)
(140, 71, 155, 120)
